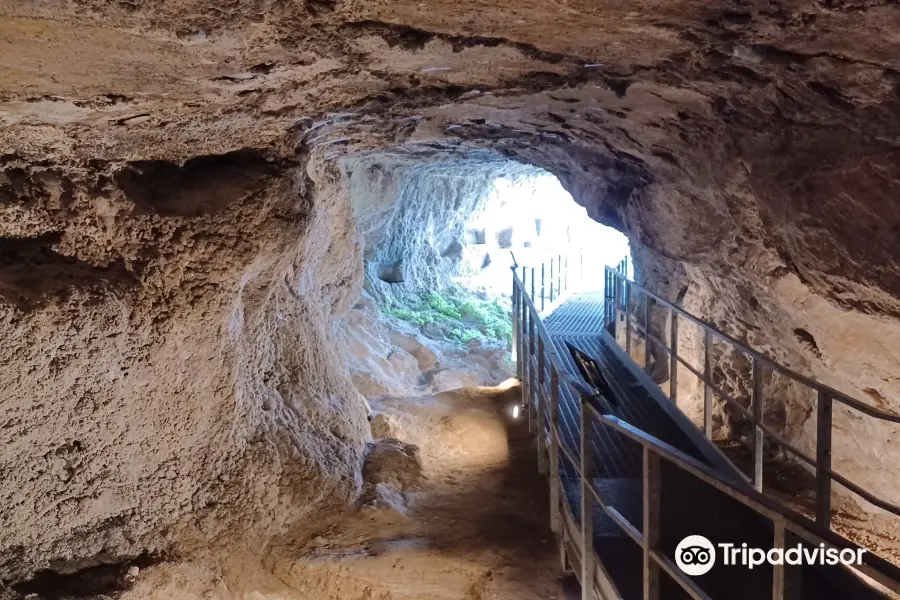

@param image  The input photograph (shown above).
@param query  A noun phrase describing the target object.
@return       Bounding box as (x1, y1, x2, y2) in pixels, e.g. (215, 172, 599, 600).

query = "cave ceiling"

(2, 0, 899, 310)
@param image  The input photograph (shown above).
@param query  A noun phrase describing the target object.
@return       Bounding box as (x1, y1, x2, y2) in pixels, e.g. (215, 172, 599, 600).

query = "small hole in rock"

(793, 328, 822, 358)
(441, 240, 463, 259)
(12, 553, 160, 599)
(378, 262, 404, 284)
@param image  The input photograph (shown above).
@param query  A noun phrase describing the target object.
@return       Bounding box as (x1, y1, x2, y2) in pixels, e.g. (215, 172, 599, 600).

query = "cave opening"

(457, 167, 632, 300)
(344, 150, 630, 349)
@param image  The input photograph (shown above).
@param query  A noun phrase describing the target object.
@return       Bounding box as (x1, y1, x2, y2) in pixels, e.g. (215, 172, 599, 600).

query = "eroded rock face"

(343, 151, 538, 302)
(362, 438, 424, 492)
(2, 0, 900, 582)
(370, 413, 406, 440)
(0, 149, 369, 579)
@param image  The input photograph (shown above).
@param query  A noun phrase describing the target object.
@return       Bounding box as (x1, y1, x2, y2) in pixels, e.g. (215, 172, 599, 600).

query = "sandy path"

(121, 384, 571, 600)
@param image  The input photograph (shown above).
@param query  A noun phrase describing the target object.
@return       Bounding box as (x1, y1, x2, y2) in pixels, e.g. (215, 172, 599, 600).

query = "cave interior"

(2, 0, 900, 598)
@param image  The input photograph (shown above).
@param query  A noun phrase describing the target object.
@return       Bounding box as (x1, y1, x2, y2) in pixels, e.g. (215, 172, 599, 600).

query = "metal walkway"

(512, 261, 900, 600)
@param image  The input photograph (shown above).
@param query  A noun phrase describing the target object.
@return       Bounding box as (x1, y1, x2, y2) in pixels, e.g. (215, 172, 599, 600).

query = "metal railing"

(512, 263, 609, 598)
(512, 249, 583, 313)
(603, 266, 900, 530)
(511, 265, 900, 600)
(596, 412, 900, 599)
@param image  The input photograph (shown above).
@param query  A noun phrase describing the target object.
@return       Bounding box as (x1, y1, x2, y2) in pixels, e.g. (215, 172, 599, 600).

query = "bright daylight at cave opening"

(348, 153, 631, 350)
(458, 168, 632, 301)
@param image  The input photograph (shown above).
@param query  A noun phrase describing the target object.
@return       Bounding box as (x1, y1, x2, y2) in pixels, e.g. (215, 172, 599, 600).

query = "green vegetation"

(382, 290, 512, 344)
(424, 292, 461, 320)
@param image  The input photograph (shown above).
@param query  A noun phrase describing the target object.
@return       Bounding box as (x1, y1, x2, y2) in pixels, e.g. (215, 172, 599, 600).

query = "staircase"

(511, 259, 900, 600)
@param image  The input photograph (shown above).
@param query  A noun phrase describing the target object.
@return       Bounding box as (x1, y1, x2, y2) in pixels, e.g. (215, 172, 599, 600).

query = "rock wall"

(342, 150, 540, 302)
(0, 148, 369, 579)
(337, 294, 512, 399)
(612, 202, 900, 511)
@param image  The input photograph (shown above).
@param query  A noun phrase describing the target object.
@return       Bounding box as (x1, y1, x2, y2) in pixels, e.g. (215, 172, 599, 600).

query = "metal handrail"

(607, 268, 900, 423)
(513, 249, 583, 314)
(512, 264, 584, 390)
(511, 266, 900, 600)
(603, 266, 900, 529)
(513, 267, 721, 600)
(595, 410, 900, 598)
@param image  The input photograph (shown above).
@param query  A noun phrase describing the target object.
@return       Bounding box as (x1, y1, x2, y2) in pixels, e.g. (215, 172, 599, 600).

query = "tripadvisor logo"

(675, 535, 866, 576)
(676, 535, 716, 576)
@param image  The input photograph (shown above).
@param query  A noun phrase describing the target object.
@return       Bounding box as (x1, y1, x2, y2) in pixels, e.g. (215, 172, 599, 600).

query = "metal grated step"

(543, 292, 609, 334)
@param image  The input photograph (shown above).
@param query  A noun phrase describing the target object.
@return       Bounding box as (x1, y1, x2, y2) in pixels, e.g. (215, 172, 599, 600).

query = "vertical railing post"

(643, 447, 661, 600)
(549, 365, 562, 533)
(537, 336, 548, 475)
(772, 519, 786, 599)
(557, 254, 562, 299)
(564, 255, 569, 295)
(603, 268, 616, 325)
(613, 270, 618, 327)
(612, 270, 617, 325)
(579, 397, 594, 600)
(520, 291, 528, 378)
(516, 292, 521, 356)
(816, 390, 833, 529)
(531, 267, 536, 301)
(669, 310, 679, 402)
(521, 306, 530, 412)
(752, 358, 764, 493)
(703, 329, 713, 439)
(625, 280, 632, 355)
(604, 268, 609, 323)
(512, 273, 519, 370)
(528, 310, 537, 433)
(771, 519, 800, 599)
(644, 295, 651, 370)
(613, 272, 623, 341)
(549, 258, 555, 303)
(616, 270, 621, 326)
(541, 263, 546, 311)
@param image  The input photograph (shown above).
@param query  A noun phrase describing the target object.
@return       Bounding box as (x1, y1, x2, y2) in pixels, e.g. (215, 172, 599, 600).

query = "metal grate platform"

(532, 290, 890, 600)
(543, 292, 609, 334)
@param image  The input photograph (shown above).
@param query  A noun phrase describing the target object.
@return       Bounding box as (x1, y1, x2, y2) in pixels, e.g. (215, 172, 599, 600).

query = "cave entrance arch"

(343, 150, 630, 347)
(457, 167, 632, 299)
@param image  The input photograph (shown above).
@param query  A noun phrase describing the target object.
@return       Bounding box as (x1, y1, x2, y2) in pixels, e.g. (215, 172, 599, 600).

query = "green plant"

(424, 292, 461, 319)
(379, 289, 512, 344)
(383, 306, 415, 321)
(456, 296, 511, 342)
(449, 327, 482, 343)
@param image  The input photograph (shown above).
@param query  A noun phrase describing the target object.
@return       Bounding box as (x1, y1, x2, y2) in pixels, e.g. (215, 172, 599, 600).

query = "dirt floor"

(115, 383, 573, 600)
